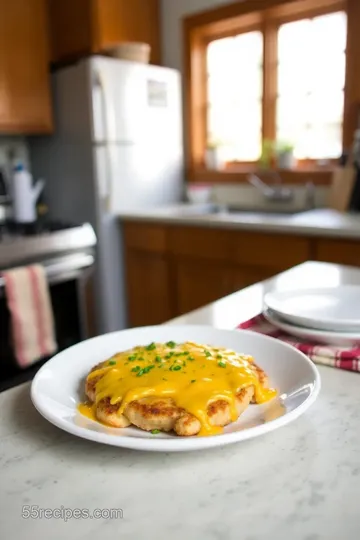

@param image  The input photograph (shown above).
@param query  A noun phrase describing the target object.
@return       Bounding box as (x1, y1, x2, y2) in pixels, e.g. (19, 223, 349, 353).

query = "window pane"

(206, 31, 263, 161)
(277, 11, 347, 159)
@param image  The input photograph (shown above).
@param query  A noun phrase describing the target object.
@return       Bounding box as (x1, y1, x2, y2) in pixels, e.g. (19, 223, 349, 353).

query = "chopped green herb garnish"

(191, 380, 196, 383)
(204, 350, 211, 357)
(166, 341, 176, 348)
(155, 356, 162, 363)
(151, 429, 160, 434)
(136, 365, 154, 377)
(183, 351, 190, 356)
(174, 352, 183, 357)
(216, 354, 223, 359)
(128, 355, 137, 361)
(162, 377, 168, 381)
(218, 360, 226, 368)
(172, 365, 181, 371)
(138, 357, 144, 361)
(188, 356, 195, 361)
(108, 360, 116, 366)
(145, 342, 156, 351)
(131, 366, 141, 372)
(143, 365, 155, 374)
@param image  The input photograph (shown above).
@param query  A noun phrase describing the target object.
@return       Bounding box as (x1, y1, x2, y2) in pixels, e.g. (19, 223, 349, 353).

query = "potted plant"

(205, 139, 225, 170)
(276, 141, 296, 169)
(259, 139, 275, 169)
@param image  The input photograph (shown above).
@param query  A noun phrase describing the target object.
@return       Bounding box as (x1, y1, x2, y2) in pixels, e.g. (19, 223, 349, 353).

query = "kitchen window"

(185, 0, 360, 183)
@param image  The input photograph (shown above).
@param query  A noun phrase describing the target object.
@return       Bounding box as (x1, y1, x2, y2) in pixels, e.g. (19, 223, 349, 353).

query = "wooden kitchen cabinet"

(231, 231, 311, 269)
(123, 222, 315, 326)
(0, 0, 52, 133)
(230, 266, 278, 293)
(49, 0, 161, 66)
(125, 250, 173, 327)
(175, 260, 233, 315)
(315, 238, 360, 267)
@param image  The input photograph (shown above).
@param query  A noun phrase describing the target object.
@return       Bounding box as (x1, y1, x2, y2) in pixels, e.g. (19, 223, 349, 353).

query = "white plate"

(31, 325, 320, 452)
(265, 286, 360, 332)
(264, 309, 360, 346)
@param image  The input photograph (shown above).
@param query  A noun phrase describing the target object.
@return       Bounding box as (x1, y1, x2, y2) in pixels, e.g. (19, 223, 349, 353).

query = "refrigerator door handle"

(93, 70, 115, 210)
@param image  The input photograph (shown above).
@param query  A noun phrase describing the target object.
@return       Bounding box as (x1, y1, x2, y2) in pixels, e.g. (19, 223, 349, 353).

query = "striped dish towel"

(2, 265, 57, 368)
(238, 314, 360, 373)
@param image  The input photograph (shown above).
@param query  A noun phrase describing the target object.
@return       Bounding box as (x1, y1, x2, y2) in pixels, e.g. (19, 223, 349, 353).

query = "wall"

(161, 0, 236, 70)
(0, 136, 31, 190)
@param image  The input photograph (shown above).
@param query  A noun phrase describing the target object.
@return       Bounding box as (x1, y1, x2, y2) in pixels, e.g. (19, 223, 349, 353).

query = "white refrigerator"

(30, 56, 183, 334)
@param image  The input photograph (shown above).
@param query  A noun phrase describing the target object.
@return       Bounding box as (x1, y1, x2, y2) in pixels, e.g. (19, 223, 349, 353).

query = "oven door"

(0, 253, 94, 391)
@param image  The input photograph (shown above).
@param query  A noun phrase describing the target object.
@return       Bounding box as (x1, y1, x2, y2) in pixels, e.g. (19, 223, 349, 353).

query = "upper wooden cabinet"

(0, 0, 52, 133)
(49, 0, 161, 66)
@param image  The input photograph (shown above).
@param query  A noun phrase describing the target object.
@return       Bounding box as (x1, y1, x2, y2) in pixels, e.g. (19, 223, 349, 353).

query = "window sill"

(188, 166, 334, 185)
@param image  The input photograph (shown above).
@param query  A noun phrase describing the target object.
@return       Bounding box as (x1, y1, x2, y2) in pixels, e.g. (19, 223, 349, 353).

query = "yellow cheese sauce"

(79, 341, 277, 436)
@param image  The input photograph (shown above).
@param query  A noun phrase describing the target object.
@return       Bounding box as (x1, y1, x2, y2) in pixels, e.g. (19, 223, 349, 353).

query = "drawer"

(123, 222, 167, 253)
(231, 231, 311, 269)
(168, 226, 232, 261)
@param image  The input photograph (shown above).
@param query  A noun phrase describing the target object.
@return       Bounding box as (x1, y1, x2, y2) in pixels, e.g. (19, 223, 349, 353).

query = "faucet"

(247, 173, 293, 202)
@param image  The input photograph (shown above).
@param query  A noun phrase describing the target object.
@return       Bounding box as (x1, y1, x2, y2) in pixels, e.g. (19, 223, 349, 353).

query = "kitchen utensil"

(12, 163, 45, 223)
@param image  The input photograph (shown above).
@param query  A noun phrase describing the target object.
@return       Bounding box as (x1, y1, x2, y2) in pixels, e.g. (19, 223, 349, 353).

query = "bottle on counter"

(12, 163, 45, 224)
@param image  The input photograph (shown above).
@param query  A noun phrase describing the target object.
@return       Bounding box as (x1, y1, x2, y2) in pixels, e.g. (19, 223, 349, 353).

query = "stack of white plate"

(264, 286, 360, 346)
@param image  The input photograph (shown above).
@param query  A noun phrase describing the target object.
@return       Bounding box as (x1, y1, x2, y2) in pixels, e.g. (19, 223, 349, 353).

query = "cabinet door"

(231, 266, 277, 293)
(125, 250, 173, 327)
(0, 0, 52, 133)
(175, 260, 233, 315)
(315, 239, 360, 266)
(94, 0, 161, 64)
(49, 0, 93, 64)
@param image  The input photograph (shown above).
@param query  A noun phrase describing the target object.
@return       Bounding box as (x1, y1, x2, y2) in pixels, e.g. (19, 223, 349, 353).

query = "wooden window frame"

(184, 0, 359, 185)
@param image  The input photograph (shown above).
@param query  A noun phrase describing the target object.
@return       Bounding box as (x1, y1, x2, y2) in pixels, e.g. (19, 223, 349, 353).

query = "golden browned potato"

(96, 398, 131, 428)
(250, 362, 269, 403)
(124, 397, 183, 432)
(174, 386, 254, 436)
(85, 361, 109, 402)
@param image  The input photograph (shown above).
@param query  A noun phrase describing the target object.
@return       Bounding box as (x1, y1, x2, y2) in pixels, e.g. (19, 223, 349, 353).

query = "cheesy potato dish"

(78, 341, 276, 436)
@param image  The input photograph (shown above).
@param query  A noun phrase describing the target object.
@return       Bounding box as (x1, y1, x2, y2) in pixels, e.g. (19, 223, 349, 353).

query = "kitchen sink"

(225, 207, 306, 215)
(182, 204, 306, 216)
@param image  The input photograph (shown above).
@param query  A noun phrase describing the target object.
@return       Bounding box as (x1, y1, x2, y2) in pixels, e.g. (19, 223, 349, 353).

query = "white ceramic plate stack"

(264, 286, 360, 346)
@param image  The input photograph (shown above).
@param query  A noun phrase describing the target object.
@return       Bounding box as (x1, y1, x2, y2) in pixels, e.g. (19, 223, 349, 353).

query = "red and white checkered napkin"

(237, 314, 360, 373)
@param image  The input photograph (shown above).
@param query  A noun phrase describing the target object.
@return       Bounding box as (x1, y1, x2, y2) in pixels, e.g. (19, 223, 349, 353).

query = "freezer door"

(90, 56, 182, 145)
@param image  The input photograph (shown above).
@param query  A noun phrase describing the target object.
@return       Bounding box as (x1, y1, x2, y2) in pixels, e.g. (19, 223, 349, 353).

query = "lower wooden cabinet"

(230, 266, 278, 293)
(124, 220, 360, 327)
(175, 260, 233, 315)
(125, 250, 173, 327)
(315, 238, 360, 266)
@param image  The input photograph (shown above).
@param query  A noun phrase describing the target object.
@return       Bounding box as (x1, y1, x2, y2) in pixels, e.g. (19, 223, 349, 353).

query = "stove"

(0, 220, 96, 270)
(0, 220, 97, 392)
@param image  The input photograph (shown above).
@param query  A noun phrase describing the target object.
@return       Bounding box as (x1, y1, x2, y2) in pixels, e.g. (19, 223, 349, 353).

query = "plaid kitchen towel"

(237, 314, 360, 373)
(2, 265, 57, 368)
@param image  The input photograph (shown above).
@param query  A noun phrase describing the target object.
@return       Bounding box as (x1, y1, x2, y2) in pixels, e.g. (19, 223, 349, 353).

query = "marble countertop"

(118, 206, 360, 239)
(1, 261, 360, 540)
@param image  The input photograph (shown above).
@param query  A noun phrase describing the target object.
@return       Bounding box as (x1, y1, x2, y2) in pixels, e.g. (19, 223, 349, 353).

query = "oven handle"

(0, 253, 95, 289)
